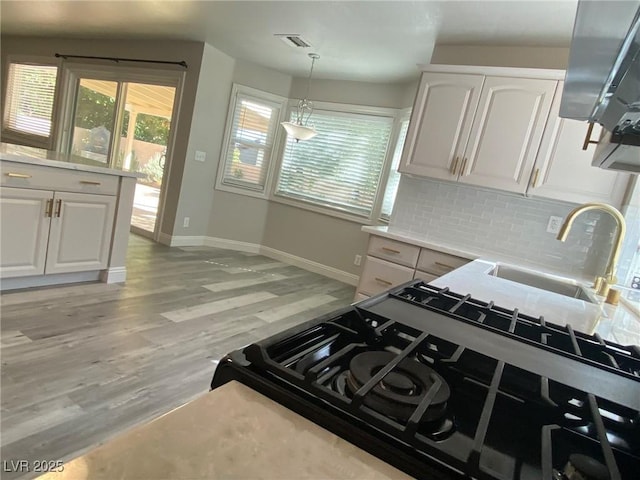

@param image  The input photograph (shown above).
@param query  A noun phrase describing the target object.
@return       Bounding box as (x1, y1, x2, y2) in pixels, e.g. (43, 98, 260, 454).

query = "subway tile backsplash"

(390, 176, 613, 277)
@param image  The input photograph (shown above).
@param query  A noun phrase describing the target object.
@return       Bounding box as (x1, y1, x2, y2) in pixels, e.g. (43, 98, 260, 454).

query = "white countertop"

(37, 381, 411, 480)
(362, 226, 640, 346)
(0, 143, 143, 178)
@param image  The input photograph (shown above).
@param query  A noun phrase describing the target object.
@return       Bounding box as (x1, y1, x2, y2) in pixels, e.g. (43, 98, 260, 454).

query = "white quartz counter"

(362, 226, 640, 346)
(37, 381, 411, 480)
(0, 143, 143, 178)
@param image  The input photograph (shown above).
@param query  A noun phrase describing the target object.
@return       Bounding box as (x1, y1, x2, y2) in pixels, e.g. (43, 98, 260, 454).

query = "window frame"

(270, 99, 401, 223)
(215, 84, 288, 199)
(1, 55, 63, 150)
(379, 107, 412, 222)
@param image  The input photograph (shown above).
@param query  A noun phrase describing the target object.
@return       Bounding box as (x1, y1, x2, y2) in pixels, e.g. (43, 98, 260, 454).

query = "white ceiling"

(0, 1, 579, 82)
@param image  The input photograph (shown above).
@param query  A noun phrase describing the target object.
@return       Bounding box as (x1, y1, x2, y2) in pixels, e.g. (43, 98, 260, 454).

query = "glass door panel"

(69, 79, 118, 164)
(118, 83, 176, 235)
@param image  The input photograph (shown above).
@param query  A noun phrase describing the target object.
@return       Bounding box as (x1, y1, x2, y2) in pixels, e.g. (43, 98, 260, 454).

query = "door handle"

(459, 158, 468, 176)
(6, 172, 32, 179)
(45, 199, 53, 218)
(582, 122, 599, 150)
(530, 168, 540, 188)
(55, 199, 62, 218)
(450, 157, 459, 176)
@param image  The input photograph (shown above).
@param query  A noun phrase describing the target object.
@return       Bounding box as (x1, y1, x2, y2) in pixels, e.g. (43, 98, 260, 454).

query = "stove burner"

(345, 351, 451, 423)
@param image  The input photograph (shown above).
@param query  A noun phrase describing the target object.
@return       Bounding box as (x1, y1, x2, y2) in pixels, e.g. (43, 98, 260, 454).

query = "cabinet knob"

(582, 122, 599, 151)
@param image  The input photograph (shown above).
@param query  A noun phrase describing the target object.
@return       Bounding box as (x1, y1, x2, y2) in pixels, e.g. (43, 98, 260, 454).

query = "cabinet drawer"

(1, 162, 119, 196)
(413, 270, 438, 283)
(417, 248, 469, 275)
(367, 236, 420, 268)
(358, 256, 414, 296)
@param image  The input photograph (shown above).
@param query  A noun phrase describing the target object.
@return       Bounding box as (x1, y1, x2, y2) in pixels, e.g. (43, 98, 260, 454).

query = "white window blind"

(381, 114, 411, 219)
(4, 63, 58, 139)
(220, 92, 281, 192)
(276, 109, 394, 217)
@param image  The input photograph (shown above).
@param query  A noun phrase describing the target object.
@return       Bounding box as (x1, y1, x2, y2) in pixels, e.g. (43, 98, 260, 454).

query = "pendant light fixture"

(281, 53, 320, 141)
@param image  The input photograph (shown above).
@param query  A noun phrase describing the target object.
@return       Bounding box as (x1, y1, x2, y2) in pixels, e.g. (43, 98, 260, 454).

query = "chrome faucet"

(556, 203, 626, 298)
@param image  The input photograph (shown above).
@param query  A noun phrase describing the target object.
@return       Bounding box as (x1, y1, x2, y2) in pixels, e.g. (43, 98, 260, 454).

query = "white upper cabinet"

(459, 76, 557, 194)
(399, 72, 484, 180)
(399, 65, 566, 195)
(528, 82, 630, 207)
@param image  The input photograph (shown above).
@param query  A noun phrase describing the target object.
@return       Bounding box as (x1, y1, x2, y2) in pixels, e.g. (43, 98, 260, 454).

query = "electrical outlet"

(183, 217, 190, 228)
(354, 254, 362, 266)
(546, 216, 563, 234)
(194, 150, 206, 162)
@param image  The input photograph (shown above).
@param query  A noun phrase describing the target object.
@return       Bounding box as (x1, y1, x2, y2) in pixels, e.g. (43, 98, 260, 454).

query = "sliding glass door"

(60, 66, 181, 240)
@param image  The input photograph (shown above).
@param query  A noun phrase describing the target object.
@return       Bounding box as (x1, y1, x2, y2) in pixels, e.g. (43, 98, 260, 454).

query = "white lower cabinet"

(356, 234, 472, 299)
(45, 192, 116, 275)
(0, 187, 51, 278)
(358, 256, 414, 296)
(0, 187, 116, 278)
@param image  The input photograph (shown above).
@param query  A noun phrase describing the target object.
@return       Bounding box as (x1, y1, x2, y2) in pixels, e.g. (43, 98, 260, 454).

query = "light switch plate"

(194, 150, 206, 162)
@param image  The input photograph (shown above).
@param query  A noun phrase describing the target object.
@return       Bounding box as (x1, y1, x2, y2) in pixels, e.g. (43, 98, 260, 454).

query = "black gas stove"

(211, 281, 640, 480)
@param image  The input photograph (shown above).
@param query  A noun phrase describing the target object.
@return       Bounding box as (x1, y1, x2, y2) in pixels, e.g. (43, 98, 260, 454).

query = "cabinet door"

(460, 76, 557, 193)
(529, 83, 630, 206)
(45, 192, 116, 275)
(399, 72, 484, 180)
(0, 188, 52, 278)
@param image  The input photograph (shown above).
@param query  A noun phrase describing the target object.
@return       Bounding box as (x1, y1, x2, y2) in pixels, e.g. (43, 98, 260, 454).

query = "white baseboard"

(259, 246, 359, 286)
(0, 271, 101, 291)
(203, 236, 261, 254)
(158, 235, 358, 286)
(100, 267, 127, 284)
(169, 235, 206, 247)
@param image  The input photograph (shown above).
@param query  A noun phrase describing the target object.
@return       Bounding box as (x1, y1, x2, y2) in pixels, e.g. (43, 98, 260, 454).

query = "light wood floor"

(0, 235, 355, 479)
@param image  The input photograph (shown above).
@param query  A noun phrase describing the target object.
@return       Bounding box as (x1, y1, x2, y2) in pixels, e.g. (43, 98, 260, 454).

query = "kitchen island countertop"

(0, 143, 144, 178)
(37, 381, 412, 480)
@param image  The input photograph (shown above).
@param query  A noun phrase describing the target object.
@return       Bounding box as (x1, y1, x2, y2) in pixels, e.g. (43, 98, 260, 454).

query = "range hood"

(561, 1, 640, 173)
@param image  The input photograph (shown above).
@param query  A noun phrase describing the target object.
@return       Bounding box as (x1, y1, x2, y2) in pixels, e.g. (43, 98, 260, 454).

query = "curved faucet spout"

(556, 203, 626, 293)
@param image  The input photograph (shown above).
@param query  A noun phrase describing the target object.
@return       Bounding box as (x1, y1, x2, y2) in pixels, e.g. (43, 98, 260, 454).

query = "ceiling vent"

(274, 34, 313, 49)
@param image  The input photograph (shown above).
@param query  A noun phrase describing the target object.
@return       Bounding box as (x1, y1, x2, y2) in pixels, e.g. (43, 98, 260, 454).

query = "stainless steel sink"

(488, 264, 596, 303)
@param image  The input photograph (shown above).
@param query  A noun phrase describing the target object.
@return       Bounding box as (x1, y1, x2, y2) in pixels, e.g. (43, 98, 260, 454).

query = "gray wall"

(206, 59, 293, 245)
(259, 78, 417, 276)
(172, 42, 235, 238)
(0, 35, 205, 239)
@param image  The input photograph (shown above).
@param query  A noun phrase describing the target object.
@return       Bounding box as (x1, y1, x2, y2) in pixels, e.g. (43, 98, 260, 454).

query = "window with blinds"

(381, 113, 411, 219)
(219, 89, 283, 193)
(3, 62, 58, 141)
(276, 109, 394, 217)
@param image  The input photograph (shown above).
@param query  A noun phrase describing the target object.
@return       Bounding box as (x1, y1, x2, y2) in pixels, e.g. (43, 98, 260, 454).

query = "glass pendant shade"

(281, 122, 318, 140)
(281, 53, 320, 142)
